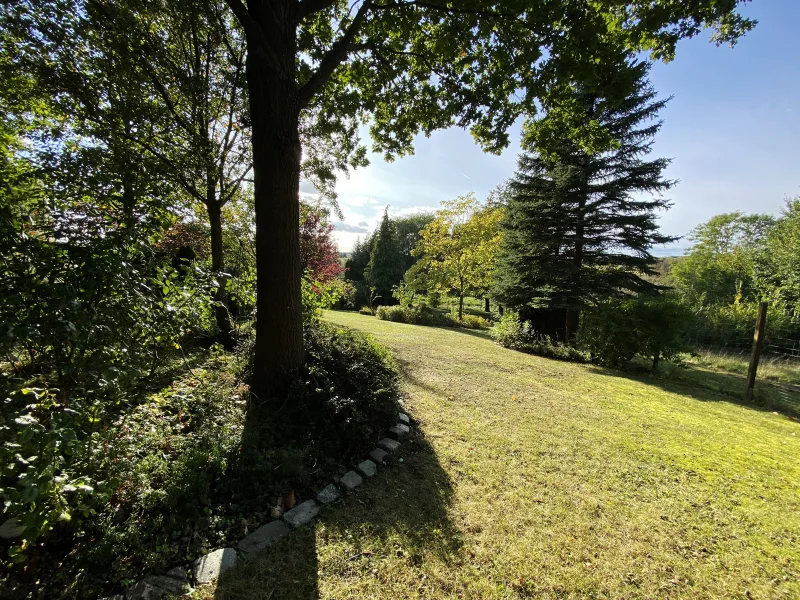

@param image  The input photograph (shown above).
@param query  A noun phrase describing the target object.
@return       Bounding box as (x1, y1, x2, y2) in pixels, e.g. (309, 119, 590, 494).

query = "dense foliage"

(577, 297, 689, 368)
(409, 194, 503, 319)
(347, 212, 433, 307)
(668, 203, 800, 349)
(299, 202, 346, 284)
(365, 209, 405, 303)
(670, 212, 775, 308)
(491, 312, 589, 362)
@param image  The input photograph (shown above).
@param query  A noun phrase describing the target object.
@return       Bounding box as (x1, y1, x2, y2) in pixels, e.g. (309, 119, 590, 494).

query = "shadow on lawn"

(588, 361, 800, 420)
(210, 429, 459, 600)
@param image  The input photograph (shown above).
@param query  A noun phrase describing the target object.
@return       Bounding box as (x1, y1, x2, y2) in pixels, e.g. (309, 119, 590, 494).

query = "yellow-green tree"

(411, 194, 503, 319)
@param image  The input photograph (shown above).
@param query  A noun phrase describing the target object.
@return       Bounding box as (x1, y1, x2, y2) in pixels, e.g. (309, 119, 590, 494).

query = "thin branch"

(372, 0, 534, 31)
(296, 0, 338, 23)
(297, 0, 373, 108)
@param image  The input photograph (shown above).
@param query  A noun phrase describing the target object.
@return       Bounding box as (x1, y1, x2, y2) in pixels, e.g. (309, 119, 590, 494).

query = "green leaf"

(21, 484, 38, 503)
(14, 415, 38, 427)
(0, 519, 26, 539)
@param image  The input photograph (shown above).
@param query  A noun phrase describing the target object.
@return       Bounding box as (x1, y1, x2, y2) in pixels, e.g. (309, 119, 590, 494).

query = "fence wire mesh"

(683, 314, 800, 415)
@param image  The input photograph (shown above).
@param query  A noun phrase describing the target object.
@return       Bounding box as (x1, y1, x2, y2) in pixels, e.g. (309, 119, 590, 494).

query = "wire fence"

(683, 311, 800, 415)
(685, 328, 800, 365)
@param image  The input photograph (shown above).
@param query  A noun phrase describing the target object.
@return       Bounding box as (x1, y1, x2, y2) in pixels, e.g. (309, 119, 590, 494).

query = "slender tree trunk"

(245, 17, 304, 401)
(499, 305, 504, 316)
(458, 294, 464, 320)
(567, 97, 594, 345)
(565, 309, 579, 343)
(207, 197, 233, 338)
(484, 297, 490, 312)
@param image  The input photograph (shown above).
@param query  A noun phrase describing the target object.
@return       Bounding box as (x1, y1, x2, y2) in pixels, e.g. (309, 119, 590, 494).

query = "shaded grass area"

(202, 311, 800, 600)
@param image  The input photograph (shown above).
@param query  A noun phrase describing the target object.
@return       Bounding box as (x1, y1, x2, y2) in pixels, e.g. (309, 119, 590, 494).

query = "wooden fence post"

(745, 302, 768, 402)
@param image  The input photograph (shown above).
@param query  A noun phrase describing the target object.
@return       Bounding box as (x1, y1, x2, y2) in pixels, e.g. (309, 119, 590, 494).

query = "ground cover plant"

(199, 311, 800, 600)
(0, 314, 401, 598)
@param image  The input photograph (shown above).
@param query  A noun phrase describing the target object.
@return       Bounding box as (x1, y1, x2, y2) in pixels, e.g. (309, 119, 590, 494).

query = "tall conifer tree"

(365, 208, 403, 302)
(494, 59, 677, 340)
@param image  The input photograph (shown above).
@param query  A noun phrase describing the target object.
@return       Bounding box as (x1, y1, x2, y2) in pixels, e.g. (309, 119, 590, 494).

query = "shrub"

(492, 312, 588, 361)
(376, 305, 416, 323)
(690, 300, 799, 348)
(576, 302, 640, 367)
(376, 304, 459, 327)
(391, 282, 416, 307)
(635, 297, 692, 368)
(578, 296, 690, 368)
(291, 322, 401, 458)
(359, 305, 376, 316)
(491, 311, 526, 350)
(457, 314, 492, 330)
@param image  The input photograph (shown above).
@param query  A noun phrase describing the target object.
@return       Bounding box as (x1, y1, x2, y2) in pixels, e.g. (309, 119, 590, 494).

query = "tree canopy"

(671, 211, 775, 307)
(410, 194, 503, 319)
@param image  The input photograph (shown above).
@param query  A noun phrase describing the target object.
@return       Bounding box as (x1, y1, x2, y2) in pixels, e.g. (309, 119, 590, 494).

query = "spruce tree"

(365, 208, 403, 303)
(494, 59, 677, 340)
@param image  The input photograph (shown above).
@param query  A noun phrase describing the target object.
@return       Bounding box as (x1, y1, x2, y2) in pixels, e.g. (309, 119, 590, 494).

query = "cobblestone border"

(107, 411, 413, 600)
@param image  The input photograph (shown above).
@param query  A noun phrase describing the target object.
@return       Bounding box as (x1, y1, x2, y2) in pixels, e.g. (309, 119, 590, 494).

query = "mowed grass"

(201, 311, 800, 600)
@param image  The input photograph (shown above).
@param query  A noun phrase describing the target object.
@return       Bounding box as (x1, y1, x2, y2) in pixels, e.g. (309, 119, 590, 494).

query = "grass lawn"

(200, 311, 800, 600)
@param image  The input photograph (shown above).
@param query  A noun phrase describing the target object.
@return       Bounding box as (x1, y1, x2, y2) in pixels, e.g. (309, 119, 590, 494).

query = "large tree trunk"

(484, 297, 490, 312)
(207, 197, 233, 338)
(245, 18, 304, 401)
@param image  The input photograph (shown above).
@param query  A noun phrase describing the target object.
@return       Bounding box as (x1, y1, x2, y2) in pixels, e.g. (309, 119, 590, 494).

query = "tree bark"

(484, 297, 490, 312)
(567, 96, 594, 346)
(565, 309, 579, 343)
(458, 294, 464, 320)
(245, 10, 304, 401)
(207, 198, 233, 338)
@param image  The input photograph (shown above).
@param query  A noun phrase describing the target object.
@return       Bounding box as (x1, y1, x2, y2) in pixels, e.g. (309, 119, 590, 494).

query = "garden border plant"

(103, 411, 415, 600)
(375, 304, 492, 331)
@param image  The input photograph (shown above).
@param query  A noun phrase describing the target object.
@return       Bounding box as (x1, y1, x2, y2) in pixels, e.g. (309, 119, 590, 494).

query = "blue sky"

(326, 0, 800, 254)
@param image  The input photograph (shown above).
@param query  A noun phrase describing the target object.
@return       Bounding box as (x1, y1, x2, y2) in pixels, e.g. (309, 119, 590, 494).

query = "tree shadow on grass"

(394, 357, 443, 398)
(210, 429, 458, 600)
(586, 361, 800, 420)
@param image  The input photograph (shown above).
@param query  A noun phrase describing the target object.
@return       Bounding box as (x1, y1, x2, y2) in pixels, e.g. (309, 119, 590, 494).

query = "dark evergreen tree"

(494, 59, 677, 340)
(365, 208, 404, 303)
(345, 235, 374, 283)
(394, 213, 435, 272)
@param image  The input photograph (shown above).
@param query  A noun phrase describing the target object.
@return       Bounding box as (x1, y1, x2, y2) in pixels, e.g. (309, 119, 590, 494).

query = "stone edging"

(106, 411, 414, 600)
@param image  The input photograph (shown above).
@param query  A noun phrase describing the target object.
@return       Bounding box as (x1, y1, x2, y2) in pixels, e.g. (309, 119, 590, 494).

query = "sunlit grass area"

(684, 347, 800, 386)
(199, 311, 800, 600)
